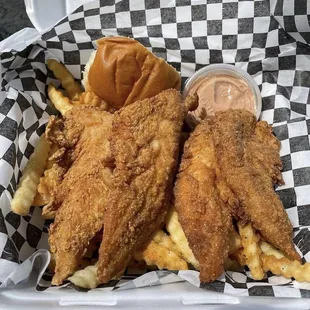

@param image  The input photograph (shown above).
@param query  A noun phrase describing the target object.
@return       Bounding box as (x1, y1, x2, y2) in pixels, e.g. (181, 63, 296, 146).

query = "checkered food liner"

(270, 0, 310, 45)
(1, 0, 310, 298)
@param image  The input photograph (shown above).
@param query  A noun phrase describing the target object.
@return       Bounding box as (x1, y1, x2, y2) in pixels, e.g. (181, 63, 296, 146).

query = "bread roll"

(83, 37, 181, 109)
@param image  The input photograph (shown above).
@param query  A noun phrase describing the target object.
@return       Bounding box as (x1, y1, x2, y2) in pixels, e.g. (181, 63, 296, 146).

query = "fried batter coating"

(210, 110, 300, 261)
(175, 109, 299, 283)
(46, 107, 113, 285)
(174, 122, 232, 282)
(97, 89, 196, 282)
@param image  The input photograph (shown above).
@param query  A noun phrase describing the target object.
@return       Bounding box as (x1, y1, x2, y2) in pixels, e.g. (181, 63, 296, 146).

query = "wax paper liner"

(1, 0, 310, 298)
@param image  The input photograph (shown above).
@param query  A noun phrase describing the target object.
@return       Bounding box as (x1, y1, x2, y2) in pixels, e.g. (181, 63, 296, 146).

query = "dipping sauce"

(187, 74, 256, 122)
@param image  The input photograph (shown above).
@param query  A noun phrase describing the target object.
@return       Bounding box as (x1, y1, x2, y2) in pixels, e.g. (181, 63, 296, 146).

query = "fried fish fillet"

(174, 122, 232, 282)
(210, 110, 300, 261)
(175, 109, 299, 283)
(46, 107, 114, 285)
(97, 89, 197, 283)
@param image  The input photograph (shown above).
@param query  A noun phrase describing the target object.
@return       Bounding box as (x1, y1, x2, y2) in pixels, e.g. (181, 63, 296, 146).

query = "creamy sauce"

(188, 74, 256, 122)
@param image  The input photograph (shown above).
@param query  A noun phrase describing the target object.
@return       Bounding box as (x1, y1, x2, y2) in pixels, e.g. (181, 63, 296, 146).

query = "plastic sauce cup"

(183, 64, 262, 127)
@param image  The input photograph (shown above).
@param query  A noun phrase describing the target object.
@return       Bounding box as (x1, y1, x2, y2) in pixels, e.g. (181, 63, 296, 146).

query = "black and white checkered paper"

(270, 0, 310, 46)
(1, 0, 310, 298)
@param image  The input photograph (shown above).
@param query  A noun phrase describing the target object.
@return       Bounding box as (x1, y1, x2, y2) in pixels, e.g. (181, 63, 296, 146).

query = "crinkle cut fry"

(165, 207, 199, 269)
(48, 84, 74, 115)
(261, 255, 310, 283)
(259, 241, 309, 282)
(134, 240, 188, 270)
(47, 59, 82, 100)
(48, 83, 109, 116)
(10, 135, 50, 216)
(238, 222, 264, 280)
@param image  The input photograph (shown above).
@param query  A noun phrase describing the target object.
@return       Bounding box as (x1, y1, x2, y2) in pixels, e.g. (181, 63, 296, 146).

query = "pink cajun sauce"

(188, 74, 256, 122)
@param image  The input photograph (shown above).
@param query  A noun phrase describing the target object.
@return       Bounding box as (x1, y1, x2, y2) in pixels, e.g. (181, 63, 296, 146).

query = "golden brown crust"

(46, 108, 114, 285)
(210, 110, 299, 261)
(97, 89, 186, 283)
(174, 122, 231, 282)
(174, 109, 299, 283)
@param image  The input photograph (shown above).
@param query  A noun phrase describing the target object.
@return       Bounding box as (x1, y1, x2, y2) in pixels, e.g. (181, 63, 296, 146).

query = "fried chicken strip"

(97, 89, 197, 283)
(211, 110, 300, 261)
(47, 107, 114, 285)
(174, 122, 232, 282)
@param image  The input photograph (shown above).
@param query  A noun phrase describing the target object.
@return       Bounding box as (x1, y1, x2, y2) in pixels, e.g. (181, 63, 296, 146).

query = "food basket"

(1, 0, 310, 308)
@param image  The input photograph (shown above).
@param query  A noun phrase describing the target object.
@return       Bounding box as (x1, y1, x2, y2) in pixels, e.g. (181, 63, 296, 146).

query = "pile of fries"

(10, 59, 309, 289)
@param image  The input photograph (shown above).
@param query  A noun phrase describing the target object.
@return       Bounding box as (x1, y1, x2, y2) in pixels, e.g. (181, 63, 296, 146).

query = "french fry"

(48, 84, 74, 115)
(260, 241, 285, 259)
(165, 207, 199, 269)
(226, 228, 243, 271)
(152, 230, 182, 257)
(68, 264, 125, 289)
(228, 228, 242, 255)
(68, 265, 100, 289)
(134, 240, 188, 270)
(69, 238, 188, 289)
(77, 91, 109, 110)
(47, 59, 82, 100)
(10, 135, 50, 216)
(238, 222, 264, 280)
(261, 254, 310, 283)
(260, 240, 310, 282)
